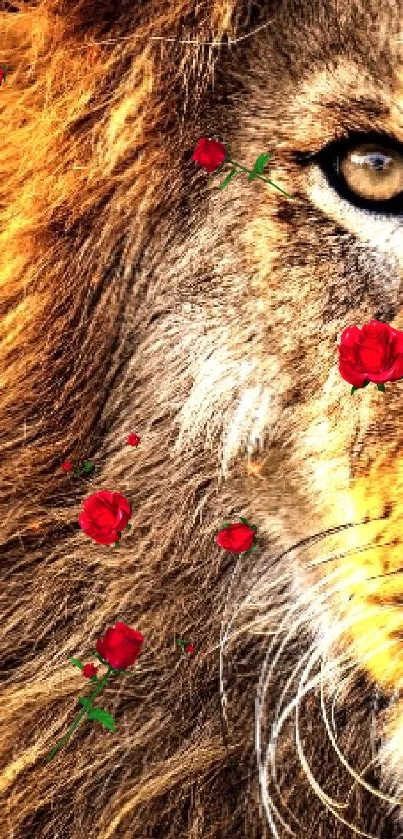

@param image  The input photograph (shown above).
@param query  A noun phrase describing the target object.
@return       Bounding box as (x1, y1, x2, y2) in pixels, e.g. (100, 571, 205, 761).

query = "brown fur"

(2, 1, 403, 836)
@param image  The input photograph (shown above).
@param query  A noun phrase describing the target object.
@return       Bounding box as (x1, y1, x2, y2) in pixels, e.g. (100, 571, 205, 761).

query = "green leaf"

(247, 171, 259, 181)
(252, 152, 272, 174)
(83, 461, 94, 474)
(78, 696, 92, 710)
(87, 707, 116, 732)
(377, 383, 386, 392)
(362, 379, 370, 387)
(126, 523, 132, 530)
(252, 545, 259, 552)
(239, 517, 249, 525)
(69, 657, 84, 670)
(90, 676, 99, 683)
(219, 168, 237, 190)
(351, 386, 358, 395)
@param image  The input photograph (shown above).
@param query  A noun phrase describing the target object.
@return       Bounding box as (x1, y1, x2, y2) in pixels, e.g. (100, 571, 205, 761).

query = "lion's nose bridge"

(349, 245, 403, 322)
(347, 387, 403, 481)
(377, 261, 403, 314)
(349, 447, 403, 518)
(324, 456, 403, 693)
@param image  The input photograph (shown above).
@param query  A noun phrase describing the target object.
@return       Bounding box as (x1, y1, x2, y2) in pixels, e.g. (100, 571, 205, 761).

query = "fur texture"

(2, 1, 403, 836)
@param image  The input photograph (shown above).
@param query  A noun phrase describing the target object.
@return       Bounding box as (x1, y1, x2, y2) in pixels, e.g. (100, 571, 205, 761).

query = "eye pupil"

(365, 153, 390, 169)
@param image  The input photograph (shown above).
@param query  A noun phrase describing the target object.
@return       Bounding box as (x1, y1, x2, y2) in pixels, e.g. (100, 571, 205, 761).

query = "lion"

(2, 0, 403, 836)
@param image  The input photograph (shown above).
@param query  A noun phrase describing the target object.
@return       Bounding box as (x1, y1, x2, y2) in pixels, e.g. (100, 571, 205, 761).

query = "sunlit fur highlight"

(3, 1, 403, 838)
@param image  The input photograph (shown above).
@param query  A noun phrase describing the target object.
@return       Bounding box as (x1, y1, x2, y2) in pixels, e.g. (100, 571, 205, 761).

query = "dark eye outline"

(294, 132, 403, 215)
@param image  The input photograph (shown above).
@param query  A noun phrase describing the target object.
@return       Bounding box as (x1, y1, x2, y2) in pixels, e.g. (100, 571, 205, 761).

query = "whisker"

(223, 513, 403, 834)
(256, 567, 403, 837)
(306, 539, 388, 571)
(367, 565, 403, 582)
(270, 515, 388, 571)
(318, 651, 401, 805)
(294, 658, 382, 838)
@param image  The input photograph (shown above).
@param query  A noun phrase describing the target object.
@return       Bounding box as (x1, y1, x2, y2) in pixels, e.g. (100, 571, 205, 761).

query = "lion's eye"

(339, 143, 403, 201)
(302, 133, 403, 213)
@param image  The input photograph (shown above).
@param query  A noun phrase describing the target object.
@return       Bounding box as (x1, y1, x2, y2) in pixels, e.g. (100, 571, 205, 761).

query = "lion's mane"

(1, 1, 402, 837)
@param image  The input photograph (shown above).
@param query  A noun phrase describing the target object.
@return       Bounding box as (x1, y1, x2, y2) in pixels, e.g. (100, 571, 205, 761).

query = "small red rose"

(216, 520, 257, 554)
(192, 138, 227, 173)
(186, 644, 196, 654)
(127, 433, 140, 446)
(0, 65, 7, 86)
(82, 663, 98, 678)
(96, 621, 144, 670)
(61, 461, 73, 471)
(338, 320, 403, 388)
(78, 490, 132, 545)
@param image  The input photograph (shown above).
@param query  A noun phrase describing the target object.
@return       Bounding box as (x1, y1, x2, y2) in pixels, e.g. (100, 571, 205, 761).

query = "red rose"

(0, 66, 7, 85)
(96, 621, 144, 670)
(61, 460, 73, 471)
(338, 320, 403, 387)
(192, 138, 227, 173)
(78, 490, 131, 544)
(216, 521, 256, 553)
(186, 644, 196, 654)
(82, 663, 98, 678)
(127, 433, 140, 446)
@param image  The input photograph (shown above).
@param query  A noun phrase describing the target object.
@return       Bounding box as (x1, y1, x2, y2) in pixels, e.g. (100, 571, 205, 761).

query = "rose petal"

(339, 325, 362, 347)
(111, 493, 132, 518)
(389, 356, 403, 380)
(357, 344, 388, 372)
(115, 622, 144, 643)
(338, 359, 368, 388)
(390, 331, 403, 356)
(360, 321, 391, 342)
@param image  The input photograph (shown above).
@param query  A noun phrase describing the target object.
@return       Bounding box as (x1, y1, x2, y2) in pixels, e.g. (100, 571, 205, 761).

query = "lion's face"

(3, 0, 403, 837)
(168, 0, 403, 686)
(163, 0, 403, 817)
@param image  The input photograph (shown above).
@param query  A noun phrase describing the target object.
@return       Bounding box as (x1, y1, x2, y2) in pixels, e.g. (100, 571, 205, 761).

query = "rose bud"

(96, 621, 144, 670)
(82, 663, 98, 678)
(192, 138, 227, 173)
(127, 433, 140, 446)
(216, 520, 257, 554)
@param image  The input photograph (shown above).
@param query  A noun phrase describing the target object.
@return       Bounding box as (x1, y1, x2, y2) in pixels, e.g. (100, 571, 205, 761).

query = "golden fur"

(2, 1, 403, 836)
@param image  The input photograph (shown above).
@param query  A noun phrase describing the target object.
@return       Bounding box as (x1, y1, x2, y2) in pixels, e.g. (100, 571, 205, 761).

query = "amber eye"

(299, 133, 403, 213)
(339, 143, 403, 201)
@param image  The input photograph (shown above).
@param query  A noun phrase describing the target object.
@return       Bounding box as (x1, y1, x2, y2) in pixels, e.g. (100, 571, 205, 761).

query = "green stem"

(45, 665, 114, 762)
(227, 158, 293, 198)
